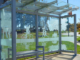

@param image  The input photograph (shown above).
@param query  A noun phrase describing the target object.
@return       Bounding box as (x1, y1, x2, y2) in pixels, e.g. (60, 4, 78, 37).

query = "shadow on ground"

(26, 52, 77, 60)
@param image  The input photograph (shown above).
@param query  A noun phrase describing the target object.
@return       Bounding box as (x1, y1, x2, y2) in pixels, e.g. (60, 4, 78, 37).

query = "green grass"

(62, 41, 80, 54)
(16, 41, 80, 60)
(62, 41, 74, 50)
(16, 41, 59, 52)
(77, 37, 80, 42)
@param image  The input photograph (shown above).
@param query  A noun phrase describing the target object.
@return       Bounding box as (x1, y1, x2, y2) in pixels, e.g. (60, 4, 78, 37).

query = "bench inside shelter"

(8, 46, 44, 60)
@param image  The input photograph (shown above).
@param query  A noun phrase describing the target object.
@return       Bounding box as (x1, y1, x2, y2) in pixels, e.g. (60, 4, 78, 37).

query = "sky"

(41, 0, 80, 23)
(61, 0, 80, 23)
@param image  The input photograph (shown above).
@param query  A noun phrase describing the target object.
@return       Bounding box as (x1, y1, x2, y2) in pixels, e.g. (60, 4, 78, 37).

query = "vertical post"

(35, 12, 38, 50)
(0, 7, 1, 60)
(12, 0, 16, 60)
(59, 15, 61, 54)
(35, 11, 39, 59)
(74, 14, 77, 56)
(68, 18, 69, 36)
(67, 0, 69, 36)
(0, 0, 2, 4)
(56, 0, 58, 5)
(0, 1, 2, 60)
(67, 0, 69, 3)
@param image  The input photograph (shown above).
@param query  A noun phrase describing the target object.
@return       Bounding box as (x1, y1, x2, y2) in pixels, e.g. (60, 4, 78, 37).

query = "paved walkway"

(77, 42, 80, 45)
(25, 52, 80, 60)
(62, 32, 80, 36)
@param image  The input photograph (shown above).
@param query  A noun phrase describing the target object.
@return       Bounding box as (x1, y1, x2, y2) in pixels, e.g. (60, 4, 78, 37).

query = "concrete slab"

(25, 52, 80, 60)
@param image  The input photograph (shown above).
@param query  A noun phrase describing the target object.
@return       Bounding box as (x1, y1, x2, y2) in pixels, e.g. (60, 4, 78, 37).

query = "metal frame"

(60, 14, 77, 55)
(0, 0, 77, 60)
(12, 0, 16, 60)
(16, 10, 59, 18)
(0, 1, 1, 59)
(35, 11, 39, 59)
(67, 0, 69, 37)
(0, 1, 11, 9)
(0, 7, 1, 60)
(74, 14, 77, 55)
(59, 15, 61, 54)
(0, 1, 1, 60)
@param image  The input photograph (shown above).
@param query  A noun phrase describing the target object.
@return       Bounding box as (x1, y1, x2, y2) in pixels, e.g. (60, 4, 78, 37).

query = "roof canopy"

(0, 0, 79, 15)
(15, 0, 79, 15)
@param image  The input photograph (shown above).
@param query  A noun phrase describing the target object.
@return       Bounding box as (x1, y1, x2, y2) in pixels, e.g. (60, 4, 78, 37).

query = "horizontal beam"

(16, 50, 59, 59)
(51, 8, 79, 15)
(37, 0, 57, 10)
(19, 0, 36, 7)
(39, 4, 69, 14)
(16, 10, 59, 18)
(58, 4, 69, 10)
(60, 8, 78, 14)
(0, 1, 11, 9)
(60, 14, 75, 18)
(61, 50, 74, 53)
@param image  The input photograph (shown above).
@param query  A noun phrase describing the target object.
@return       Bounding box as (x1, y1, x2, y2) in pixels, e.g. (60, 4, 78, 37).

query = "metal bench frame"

(8, 46, 44, 60)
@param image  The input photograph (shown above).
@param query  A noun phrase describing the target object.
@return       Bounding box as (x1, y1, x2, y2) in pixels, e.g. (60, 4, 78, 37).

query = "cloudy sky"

(40, 0, 80, 23)
(61, 0, 80, 23)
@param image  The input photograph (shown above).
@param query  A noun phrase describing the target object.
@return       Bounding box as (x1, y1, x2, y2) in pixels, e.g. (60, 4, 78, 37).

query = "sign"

(68, 11, 72, 15)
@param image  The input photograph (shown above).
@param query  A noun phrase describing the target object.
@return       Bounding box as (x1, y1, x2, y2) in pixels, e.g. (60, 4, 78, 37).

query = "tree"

(77, 23, 80, 34)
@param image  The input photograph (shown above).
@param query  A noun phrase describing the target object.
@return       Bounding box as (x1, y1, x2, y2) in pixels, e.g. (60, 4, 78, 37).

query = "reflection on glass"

(1, 5, 12, 60)
(38, 16, 59, 52)
(61, 17, 74, 51)
(16, 13, 36, 52)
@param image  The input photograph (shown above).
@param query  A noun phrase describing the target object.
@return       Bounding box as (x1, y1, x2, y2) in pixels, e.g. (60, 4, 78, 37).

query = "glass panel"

(38, 16, 59, 52)
(16, 13, 36, 52)
(61, 17, 74, 51)
(0, 5, 12, 60)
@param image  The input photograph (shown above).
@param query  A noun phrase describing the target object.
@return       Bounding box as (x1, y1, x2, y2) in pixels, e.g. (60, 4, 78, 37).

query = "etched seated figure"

(25, 25, 30, 39)
(26, 25, 30, 34)
(52, 32, 57, 38)
(1, 9, 11, 39)
(42, 26, 47, 36)
(52, 32, 58, 44)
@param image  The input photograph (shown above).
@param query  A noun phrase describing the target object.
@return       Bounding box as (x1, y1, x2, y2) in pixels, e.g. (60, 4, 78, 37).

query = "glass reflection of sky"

(16, 13, 36, 29)
(16, 13, 68, 31)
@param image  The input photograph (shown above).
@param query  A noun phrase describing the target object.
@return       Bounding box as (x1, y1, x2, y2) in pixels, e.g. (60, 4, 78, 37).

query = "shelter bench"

(8, 46, 44, 60)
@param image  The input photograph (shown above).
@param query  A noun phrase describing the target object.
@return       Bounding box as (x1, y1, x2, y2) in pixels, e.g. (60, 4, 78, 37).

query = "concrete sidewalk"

(25, 52, 80, 60)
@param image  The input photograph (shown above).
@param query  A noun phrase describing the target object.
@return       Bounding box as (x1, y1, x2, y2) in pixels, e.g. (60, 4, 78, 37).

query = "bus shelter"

(0, 0, 79, 60)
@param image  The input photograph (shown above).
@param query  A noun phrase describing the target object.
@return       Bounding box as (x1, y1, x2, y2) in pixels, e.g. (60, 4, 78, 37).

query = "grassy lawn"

(77, 37, 80, 42)
(16, 41, 59, 52)
(16, 41, 80, 60)
(16, 41, 80, 53)
(62, 41, 80, 54)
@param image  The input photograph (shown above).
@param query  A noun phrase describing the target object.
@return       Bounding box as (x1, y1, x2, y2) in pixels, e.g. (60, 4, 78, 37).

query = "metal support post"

(74, 14, 77, 56)
(12, 0, 16, 60)
(59, 15, 61, 54)
(67, 0, 69, 3)
(35, 13, 39, 51)
(0, 1, 1, 59)
(67, 0, 69, 37)
(0, 0, 1, 4)
(0, 8, 1, 60)
(68, 18, 69, 36)
(35, 11, 39, 59)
